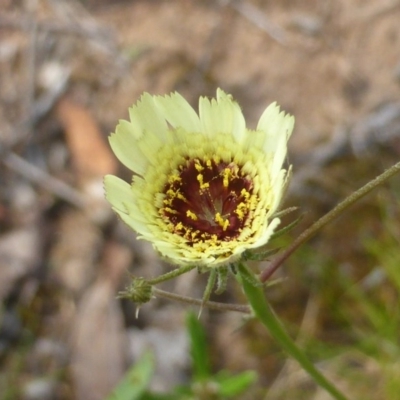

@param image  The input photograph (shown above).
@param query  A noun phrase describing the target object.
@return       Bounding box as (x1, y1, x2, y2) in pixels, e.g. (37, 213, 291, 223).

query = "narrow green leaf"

(106, 351, 154, 400)
(186, 311, 210, 380)
(215, 266, 229, 294)
(242, 247, 280, 261)
(215, 370, 257, 397)
(237, 262, 349, 400)
(270, 214, 303, 240)
(201, 269, 217, 309)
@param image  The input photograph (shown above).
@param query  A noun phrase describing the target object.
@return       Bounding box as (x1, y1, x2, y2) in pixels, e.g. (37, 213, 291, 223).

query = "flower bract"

(104, 89, 294, 267)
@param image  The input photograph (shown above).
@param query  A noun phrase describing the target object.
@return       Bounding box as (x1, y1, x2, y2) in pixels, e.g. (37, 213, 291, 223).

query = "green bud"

(118, 278, 153, 305)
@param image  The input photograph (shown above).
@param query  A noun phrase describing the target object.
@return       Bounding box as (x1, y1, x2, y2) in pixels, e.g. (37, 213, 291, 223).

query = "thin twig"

(3, 152, 86, 208)
(0, 13, 111, 41)
(152, 287, 251, 314)
(261, 160, 400, 282)
(231, 0, 287, 45)
(24, 0, 39, 136)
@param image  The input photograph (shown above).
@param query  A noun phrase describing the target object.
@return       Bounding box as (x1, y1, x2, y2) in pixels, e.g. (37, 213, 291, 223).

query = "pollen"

(176, 192, 187, 201)
(186, 210, 198, 220)
(215, 212, 229, 231)
(194, 160, 204, 172)
(235, 202, 248, 221)
(241, 188, 250, 200)
(168, 174, 181, 184)
(197, 173, 210, 190)
(222, 168, 231, 188)
(159, 157, 259, 246)
(164, 207, 177, 214)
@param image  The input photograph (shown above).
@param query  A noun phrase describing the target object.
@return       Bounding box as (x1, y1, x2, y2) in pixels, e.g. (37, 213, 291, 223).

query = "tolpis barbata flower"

(104, 89, 294, 267)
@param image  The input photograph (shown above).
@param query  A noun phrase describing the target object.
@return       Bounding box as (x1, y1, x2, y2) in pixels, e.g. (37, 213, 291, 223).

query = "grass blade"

(237, 262, 349, 400)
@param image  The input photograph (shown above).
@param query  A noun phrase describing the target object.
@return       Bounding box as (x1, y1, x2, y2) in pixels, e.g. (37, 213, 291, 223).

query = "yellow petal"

(109, 120, 149, 175)
(199, 89, 245, 140)
(154, 92, 201, 132)
(128, 93, 168, 139)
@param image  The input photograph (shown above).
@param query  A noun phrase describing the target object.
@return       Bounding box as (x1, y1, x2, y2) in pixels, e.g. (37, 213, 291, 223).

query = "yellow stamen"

(222, 168, 231, 188)
(197, 173, 209, 190)
(194, 160, 204, 172)
(235, 202, 248, 220)
(168, 174, 181, 184)
(176, 192, 187, 201)
(186, 210, 198, 220)
(215, 212, 229, 231)
(166, 189, 176, 197)
(241, 188, 250, 200)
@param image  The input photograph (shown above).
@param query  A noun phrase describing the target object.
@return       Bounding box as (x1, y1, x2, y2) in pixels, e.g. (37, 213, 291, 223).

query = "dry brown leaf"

(56, 97, 117, 223)
(56, 97, 117, 183)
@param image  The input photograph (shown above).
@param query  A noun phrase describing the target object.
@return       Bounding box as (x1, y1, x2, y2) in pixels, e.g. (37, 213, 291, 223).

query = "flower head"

(104, 89, 294, 267)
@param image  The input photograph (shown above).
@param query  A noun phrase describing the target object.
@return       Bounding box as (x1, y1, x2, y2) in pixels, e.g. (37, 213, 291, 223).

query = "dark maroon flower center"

(159, 158, 256, 244)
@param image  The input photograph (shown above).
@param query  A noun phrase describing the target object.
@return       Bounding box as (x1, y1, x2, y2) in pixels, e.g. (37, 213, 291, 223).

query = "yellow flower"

(104, 89, 294, 267)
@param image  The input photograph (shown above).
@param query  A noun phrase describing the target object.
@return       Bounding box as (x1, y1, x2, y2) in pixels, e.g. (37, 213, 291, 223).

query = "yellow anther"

(206, 159, 212, 167)
(166, 189, 176, 197)
(164, 207, 177, 214)
(175, 222, 183, 231)
(222, 168, 231, 188)
(235, 202, 248, 221)
(235, 207, 244, 220)
(197, 173, 209, 190)
(163, 198, 173, 206)
(186, 210, 198, 220)
(241, 188, 250, 199)
(168, 174, 181, 184)
(194, 160, 204, 172)
(215, 212, 229, 231)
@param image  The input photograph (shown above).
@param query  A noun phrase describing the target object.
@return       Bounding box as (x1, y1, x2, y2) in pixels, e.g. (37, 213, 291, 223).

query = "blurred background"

(2, 0, 400, 399)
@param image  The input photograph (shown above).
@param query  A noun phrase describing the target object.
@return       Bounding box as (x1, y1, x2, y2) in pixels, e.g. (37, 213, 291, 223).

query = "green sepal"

(117, 277, 153, 305)
(270, 213, 303, 240)
(200, 269, 217, 315)
(215, 266, 229, 294)
(242, 247, 280, 261)
(273, 206, 298, 219)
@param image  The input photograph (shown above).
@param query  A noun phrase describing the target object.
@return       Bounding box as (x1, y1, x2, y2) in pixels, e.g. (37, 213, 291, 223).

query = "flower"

(104, 89, 294, 267)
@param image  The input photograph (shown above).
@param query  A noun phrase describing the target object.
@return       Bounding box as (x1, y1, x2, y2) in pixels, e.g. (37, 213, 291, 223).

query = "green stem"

(152, 287, 250, 314)
(261, 160, 400, 282)
(201, 269, 217, 305)
(147, 264, 196, 285)
(237, 262, 349, 400)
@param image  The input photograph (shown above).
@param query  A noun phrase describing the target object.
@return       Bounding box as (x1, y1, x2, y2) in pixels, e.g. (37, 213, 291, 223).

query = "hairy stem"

(152, 287, 251, 314)
(261, 160, 400, 282)
(147, 264, 197, 285)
